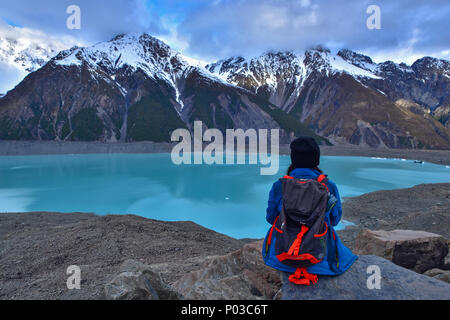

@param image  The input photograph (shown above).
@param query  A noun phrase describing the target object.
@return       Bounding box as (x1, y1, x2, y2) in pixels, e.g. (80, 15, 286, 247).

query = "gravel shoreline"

(0, 141, 449, 166)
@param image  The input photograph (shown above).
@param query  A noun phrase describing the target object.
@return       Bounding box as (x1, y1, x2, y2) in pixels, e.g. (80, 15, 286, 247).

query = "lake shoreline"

(0, 140, 449, 166)
(1, 183, 448, 299)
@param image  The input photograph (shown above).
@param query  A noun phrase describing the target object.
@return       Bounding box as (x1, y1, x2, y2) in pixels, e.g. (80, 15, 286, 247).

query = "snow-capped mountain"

(206, 47, 382, 112)
(0, 36, 59, 73)
(207, 47, 449, 113)
(206, 47, 450, 146)
(53, 33, 232, 110)
(0, 33, 321, 144)
(0, 32, 448, 149)
(0, 25, 79, 94)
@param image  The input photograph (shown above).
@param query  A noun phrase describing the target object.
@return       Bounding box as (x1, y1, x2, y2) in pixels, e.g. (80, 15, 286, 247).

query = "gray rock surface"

(424, 269, 450, 284)
(354, 229, 448, 273)
(444, 250, 450, 269)
(104, 259, 179, 300)
(281, 255, 450, 300)
(172, 240, 281, 300)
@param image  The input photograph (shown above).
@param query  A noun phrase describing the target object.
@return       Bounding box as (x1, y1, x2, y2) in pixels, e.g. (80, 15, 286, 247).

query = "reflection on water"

(0, 154, 448, 238)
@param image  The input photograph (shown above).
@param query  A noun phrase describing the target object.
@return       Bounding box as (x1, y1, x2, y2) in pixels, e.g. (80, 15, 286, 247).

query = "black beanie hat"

(290, 136, 320, 168)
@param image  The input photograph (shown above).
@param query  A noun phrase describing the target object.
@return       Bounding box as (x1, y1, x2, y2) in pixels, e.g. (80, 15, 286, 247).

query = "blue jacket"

(262, 168, 358, 276)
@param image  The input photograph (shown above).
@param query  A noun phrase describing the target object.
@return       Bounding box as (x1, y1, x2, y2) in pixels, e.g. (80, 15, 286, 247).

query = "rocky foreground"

(339, 183, 450, 248)
(0, 183, 449, 300)
(0, 212, 244, 299)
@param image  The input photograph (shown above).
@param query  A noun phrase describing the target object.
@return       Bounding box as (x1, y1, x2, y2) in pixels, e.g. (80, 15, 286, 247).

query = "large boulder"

(354, 229, 448, 273)
(104, 259, 179, 300)
(282, 255, 450, 300)
(172, 240, 281, 299)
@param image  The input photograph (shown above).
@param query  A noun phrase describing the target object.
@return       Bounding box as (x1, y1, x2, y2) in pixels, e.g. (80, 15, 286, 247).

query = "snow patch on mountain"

(0, 25, 80, 93)
(327, 54, 381, 79)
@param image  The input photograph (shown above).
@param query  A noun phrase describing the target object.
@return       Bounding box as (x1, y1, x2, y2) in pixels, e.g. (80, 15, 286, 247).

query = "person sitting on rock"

(262, 136, 357, 284)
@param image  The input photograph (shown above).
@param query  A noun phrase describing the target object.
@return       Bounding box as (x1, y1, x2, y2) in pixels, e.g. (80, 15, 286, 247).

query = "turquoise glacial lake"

(0, 154, 449, 238)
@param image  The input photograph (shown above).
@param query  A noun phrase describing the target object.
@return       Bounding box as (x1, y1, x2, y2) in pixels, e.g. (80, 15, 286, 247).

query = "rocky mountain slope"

(0, 33, 321, 144)
(0, 33, 449, 148)
(208, 48, 450, 148)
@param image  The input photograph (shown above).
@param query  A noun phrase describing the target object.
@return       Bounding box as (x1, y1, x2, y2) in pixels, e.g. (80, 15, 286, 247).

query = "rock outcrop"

(172, 240, 281, 300)
(424, 269, 450, 283)
(281, 255, 450, 300)
(104, 259, 179, 300)
(341, 184, 450, 240)
(354, 229, 448, 273)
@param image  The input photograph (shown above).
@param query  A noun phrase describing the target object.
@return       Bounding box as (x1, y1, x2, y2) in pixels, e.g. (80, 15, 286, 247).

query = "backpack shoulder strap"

(317, 174, 330, 192)
(317, 174, 328, 183)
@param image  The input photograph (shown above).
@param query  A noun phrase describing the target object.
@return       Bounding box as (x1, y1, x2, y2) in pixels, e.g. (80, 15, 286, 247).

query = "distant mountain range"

(0, 33, 449, 149)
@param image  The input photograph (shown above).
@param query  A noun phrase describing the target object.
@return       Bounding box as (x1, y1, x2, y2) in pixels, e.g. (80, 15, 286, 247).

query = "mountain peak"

(307, 45, 331, 54)
(337, 49, 373, 65)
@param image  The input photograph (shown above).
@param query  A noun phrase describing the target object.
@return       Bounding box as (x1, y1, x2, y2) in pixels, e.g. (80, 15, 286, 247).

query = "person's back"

(262, 137, 357, 284)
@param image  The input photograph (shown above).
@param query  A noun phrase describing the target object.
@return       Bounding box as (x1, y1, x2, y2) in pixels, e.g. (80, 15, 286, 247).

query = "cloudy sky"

(1, 0, 449, 64)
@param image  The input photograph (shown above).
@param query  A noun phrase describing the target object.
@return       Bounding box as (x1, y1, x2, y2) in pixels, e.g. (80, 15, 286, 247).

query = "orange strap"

(317, 174, 329, 191)
(288, 268, 318, 286)
(267, 216, 282, 246)
(287, 225, 309, 256)
(276, 252, 322, 264)
(314, 222, 328, 238)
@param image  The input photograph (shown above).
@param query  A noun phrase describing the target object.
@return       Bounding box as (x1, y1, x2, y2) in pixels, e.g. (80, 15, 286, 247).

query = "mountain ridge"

(0, 33, 324, 145)
(0, 32, 448, 149)
(207, 45, 449, 148)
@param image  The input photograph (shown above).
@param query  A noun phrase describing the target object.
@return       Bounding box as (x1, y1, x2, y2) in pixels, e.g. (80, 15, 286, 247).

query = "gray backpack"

(273, 174, 331, 285)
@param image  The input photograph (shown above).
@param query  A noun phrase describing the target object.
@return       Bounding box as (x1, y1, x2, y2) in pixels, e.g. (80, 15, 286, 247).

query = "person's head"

(287, 136, 322, 175)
